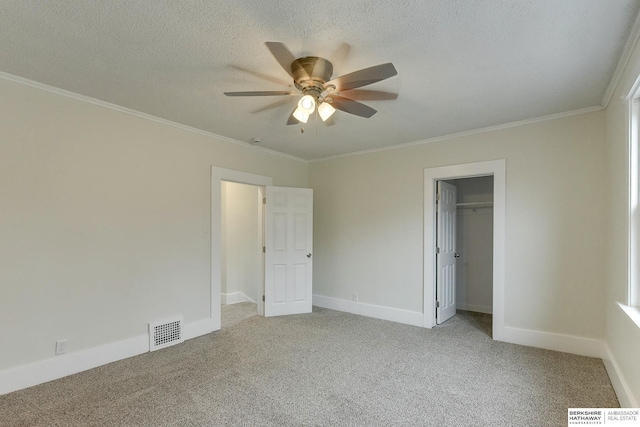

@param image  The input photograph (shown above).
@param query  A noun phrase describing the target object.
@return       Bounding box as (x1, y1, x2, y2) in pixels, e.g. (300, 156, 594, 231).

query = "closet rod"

(456, 202, 493, 209)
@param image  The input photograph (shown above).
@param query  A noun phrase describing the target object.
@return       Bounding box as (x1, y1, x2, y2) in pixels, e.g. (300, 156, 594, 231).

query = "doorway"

(221, 181, 264, 315)
(211, 167, 315, 330)
(437, 176, 494, 326)
(211, 167, 273, 332)
(423, 160, 506, 341)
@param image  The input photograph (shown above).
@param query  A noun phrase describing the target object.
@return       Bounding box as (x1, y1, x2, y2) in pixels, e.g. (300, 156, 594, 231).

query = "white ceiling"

(1, 1, 639, 161)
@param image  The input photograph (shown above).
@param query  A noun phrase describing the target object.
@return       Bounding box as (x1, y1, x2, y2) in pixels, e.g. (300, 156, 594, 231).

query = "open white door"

(264, 186, 313, 317)
(436, 181, 457, 324)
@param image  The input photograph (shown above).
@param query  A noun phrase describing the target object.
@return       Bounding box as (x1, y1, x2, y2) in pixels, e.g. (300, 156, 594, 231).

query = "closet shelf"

(456, 202, 493, 209)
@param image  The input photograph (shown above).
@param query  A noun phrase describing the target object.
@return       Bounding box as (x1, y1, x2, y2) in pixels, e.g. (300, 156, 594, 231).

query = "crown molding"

(0, 71, 307, 163)
(0, 71, 609, 164)
(602, 8, 640, 108)
(309, 105, 604, 163)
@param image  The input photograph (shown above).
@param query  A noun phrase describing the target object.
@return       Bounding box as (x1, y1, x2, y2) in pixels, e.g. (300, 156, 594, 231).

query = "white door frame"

(211, 167, 273, 331)
(423, 160, 506, 341)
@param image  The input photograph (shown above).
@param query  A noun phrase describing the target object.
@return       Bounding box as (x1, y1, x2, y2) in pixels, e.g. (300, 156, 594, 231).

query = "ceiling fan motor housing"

(291, 57, 333, 97)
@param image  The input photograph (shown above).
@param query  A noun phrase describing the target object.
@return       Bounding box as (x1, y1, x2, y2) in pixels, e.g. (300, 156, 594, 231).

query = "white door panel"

(264, 186, 313, 317)
(437, 181, 457, 324)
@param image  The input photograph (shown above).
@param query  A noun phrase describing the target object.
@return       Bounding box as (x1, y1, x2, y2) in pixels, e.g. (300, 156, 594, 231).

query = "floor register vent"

(149, 316, 184, 351)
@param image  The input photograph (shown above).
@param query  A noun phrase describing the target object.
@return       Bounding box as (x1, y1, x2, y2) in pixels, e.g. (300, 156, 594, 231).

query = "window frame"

(629, 94, 640, 308)
(626, 85, 640, 330)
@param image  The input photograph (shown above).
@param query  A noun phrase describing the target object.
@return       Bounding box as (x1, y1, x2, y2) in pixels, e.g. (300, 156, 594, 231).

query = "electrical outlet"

(352, 293, 358, 302)
(55, 340, 67, 355)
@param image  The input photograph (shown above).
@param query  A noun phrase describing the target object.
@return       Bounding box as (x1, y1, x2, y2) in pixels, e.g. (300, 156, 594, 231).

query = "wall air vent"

(148, 316, 184, 351)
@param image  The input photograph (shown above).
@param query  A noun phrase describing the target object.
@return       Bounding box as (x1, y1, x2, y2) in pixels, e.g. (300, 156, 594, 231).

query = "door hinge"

(263, 197, 266, 204)
(436, 247, 441, 254)
(436, 192, 441, 201)
(436, 301, 440, 308)
(263, 246, 266, 253)
(262, 295, 265, 302)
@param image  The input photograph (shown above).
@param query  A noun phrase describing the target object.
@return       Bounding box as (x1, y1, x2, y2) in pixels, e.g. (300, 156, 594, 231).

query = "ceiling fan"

(224, 42, 398, 125)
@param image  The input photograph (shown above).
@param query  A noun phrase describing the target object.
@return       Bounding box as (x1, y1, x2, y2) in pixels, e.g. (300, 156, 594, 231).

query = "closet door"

(437, 181, 457, 324)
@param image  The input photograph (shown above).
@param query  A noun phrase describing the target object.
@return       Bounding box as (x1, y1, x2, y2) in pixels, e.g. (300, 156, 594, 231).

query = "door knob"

(307, 253, 312, 258)
(454, 253, 460, 258)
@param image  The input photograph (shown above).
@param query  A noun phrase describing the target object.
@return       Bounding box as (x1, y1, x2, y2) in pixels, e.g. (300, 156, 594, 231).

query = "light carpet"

(0, 304, 618, 426)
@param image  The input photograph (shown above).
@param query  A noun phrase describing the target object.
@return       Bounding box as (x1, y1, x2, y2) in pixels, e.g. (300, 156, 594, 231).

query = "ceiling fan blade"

(337, 89, 398, 100)
(265, 42, 296, 78)
(328, 63, 398, 91)
(251, 98, 297, 114)
(224, 91, 296, 96)
(229, 65, 291, 87)
(330, 95, 377, 118)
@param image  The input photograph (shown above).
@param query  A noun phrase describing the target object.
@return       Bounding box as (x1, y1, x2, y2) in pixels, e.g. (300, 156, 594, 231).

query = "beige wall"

(604, 31, 640, 406)
(310, 111, 607, 339)
(223, 182, 261, 302)
(0, 78, 307, 371)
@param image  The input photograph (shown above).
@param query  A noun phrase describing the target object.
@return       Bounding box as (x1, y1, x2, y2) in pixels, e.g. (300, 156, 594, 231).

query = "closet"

(444, 176, 494, 314)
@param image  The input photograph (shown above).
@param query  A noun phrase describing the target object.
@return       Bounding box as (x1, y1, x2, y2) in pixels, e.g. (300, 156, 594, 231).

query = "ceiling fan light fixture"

(297, 94, 316, 114)
(317, 101, 336, 121)
(293, 108, 309, 123)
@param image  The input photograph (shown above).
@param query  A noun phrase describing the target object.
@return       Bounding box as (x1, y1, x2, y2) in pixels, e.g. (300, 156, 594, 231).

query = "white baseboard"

(222, 292, 254, 305)
(603, 344, 638, 407)
(0, 317, 217, 396)
(183, 318, 217, 340)
(501, 326, 605, 358)
(458, 303, 493, 314)
(312, 295, 607, 361)
(313, 295, 423, 327)
(316, 296, 631, 403)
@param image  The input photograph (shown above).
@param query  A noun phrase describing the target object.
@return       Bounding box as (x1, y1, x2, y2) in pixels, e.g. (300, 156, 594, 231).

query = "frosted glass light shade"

(317, 102, 336, 121)
(293, 108, 309, 123)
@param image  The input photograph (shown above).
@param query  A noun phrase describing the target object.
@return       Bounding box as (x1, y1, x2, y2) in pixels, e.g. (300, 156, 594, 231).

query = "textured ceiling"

(1, 1, 639, 160)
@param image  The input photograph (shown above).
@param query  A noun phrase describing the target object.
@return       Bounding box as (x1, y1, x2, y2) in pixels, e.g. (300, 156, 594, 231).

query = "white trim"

(211, 167, 272, 331)
(313, 295, 423, 327)
(457, 304, 493, 314)
(618, 302, 640, 330)
(257, 189, 265, 316)
(629, 97, 638, 308)
(624, 74, 640, 103)
(608, 8, 640, 105)
(423, 160, 506, 342)
(502, 327, 604, 359)
(222, 292, 255, 305)
(603, 344, 639, 408)
(0, 318, 216, 396)
(0, 71, 306, 163)
(629, 93, 640, 309)
(183, 318, 217, 341)
(312, 295, 606, 362)
(310, 106, 602, 163)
